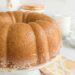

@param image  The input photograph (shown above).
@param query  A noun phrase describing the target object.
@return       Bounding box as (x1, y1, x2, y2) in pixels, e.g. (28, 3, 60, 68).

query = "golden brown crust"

(7, 23, 38, 69)
(13, 11, 24, 23)
(0, 12, 13, 24)
(23, 12, 30, 23)
(29, 22, 50, 64)
(7, 12, 16, 24)
(0, 23, 11, 68)
(36, 20, 61, 57)
(26, 12, 54, 23)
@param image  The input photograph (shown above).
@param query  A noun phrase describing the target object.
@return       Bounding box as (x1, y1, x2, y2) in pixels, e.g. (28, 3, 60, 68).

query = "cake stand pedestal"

(0, 55, 60, 75)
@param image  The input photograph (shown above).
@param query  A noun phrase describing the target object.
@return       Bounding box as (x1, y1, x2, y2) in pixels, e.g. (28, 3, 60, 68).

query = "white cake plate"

(0, 55, 60, 75)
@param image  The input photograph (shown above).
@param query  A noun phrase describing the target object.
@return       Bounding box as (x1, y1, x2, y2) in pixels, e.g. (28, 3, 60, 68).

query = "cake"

(0, 11, 61, 70)
(13, 11, 24, 23)
(0, 12, 13, 24)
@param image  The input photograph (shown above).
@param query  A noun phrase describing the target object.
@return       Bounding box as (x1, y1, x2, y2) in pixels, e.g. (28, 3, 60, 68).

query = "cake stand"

(0, 55, 60, 75)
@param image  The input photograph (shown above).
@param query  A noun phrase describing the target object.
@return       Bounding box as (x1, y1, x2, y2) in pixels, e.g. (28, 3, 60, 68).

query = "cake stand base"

(0, 69, 41, 75)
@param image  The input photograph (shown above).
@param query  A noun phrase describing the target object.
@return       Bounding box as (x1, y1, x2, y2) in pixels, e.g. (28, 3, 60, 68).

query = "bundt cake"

(0, 12, 13, 24)
(0, 11, 61, 70)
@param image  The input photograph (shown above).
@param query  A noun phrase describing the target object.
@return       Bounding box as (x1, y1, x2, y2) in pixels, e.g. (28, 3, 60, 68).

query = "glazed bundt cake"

(0, 11, 61, 70)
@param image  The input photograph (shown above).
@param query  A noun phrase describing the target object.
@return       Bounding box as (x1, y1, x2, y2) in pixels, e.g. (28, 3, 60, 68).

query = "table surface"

(60, 46, 75, 61)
